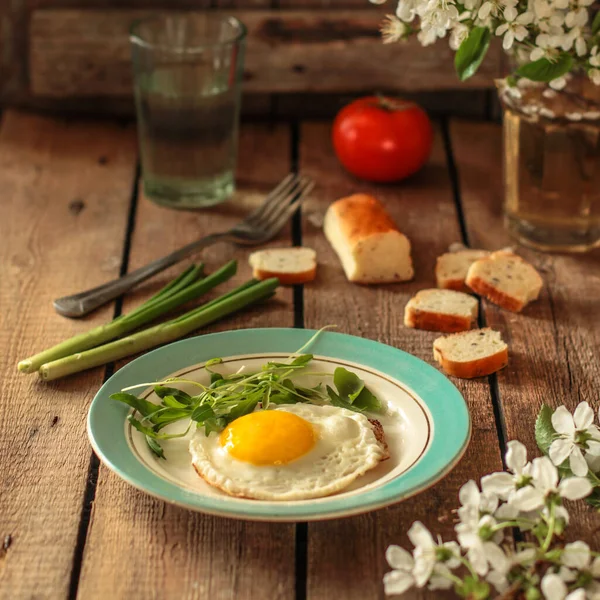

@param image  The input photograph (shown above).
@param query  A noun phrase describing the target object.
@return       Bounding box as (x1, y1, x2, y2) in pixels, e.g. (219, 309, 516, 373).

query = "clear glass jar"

(497, 75, 600, 253)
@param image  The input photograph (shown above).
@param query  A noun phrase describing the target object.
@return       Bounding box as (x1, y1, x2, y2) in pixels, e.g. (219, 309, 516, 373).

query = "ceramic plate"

(88, 328, 470, 521)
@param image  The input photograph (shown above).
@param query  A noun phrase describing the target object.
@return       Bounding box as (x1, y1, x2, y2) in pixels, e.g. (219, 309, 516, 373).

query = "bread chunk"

(436, 249, 490, 291)
(433, 328, 508, 379)
(324, 194, 413, 284)
(249, 247, 317, 285)
(466, 251, 542, 312)
(404, 289, 478, 333)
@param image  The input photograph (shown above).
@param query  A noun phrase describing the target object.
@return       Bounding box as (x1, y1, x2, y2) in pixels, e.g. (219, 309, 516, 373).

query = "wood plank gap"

(290, 119, 308, 600)
(441, 117, 510, 469)
(67, 161, 141, 600)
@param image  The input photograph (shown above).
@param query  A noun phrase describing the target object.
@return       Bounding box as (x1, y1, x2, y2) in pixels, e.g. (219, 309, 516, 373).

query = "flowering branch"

(371, 0, 600, 89)
(384, 402, 600, 599)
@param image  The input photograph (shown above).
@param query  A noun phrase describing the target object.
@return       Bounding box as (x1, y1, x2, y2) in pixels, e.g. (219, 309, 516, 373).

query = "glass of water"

(130, 14, 246, 208)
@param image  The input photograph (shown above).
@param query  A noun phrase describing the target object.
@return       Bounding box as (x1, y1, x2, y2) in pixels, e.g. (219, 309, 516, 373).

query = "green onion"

(17, 260, 237, 374)
(38, 278, 279, 381)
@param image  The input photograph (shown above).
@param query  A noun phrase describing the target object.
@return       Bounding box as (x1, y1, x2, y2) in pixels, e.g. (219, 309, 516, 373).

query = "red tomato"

(332, 96, 433, 183)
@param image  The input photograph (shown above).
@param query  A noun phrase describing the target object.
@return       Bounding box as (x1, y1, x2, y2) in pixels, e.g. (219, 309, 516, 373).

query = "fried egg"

(189, 404, 388, 501)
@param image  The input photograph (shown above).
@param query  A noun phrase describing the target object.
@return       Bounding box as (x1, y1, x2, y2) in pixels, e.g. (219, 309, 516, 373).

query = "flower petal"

(532, 456, 559, 492)
(558, 476, 593, 500)
(510, 486, 545, 511)
(459, 480, 480, 508)
(586, 440, 600, 456)
(554, 505, 570, 525)
(468, 546, 489, 576)
(506, 441, 527, 475)
(495, 501, 519, 521)
(558, 566, 577, 583)
(562, 541, 591, 570)
(481, 473, 515, 500)
(573, 401, 594, 430)
(408, 521, 435, 550)
(383, 570, 415, 595)
(484, 541, 510, 574)
(565, 590, 586, 600)
(569, 446, 589, 477)
(549, 438, 574, 467)
(541, 573, 568, 600)
(486, 570, 509, 593)
(552, 406, 576, 437)
(385, 545, 414, 570)
(429, 565, 454, 590)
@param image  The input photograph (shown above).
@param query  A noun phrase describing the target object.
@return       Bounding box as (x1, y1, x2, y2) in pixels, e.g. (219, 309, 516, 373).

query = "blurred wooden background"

(0, 0, 505, 119)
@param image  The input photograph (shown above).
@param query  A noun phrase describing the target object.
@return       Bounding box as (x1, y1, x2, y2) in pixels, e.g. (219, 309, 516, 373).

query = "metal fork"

(54, 173, 314, 318)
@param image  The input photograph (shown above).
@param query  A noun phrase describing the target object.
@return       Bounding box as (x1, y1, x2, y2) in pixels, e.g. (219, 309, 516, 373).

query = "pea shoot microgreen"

(111, 338, 382, 460)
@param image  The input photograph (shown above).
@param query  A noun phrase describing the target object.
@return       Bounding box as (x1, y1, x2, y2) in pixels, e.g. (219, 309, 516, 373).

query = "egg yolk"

(219, 411, 316, 466)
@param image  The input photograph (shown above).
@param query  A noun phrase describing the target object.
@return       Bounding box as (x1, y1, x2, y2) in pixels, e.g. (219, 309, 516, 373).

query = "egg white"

(189, 404, 387, 501)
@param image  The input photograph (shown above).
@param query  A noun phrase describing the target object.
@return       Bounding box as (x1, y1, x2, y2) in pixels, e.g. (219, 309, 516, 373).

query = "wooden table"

(1, 108, 599, 599)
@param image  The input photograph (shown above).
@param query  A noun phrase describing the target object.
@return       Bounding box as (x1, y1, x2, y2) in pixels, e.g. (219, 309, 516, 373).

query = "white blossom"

(482, 440, 532, 502)
(541, 573, 587, 600)
(449, 23, 469, 50)
(510, 456, 592, 511)
(383, 545, 415, 595)
(396, 0, 419, 22)
(380, 15, 408, 43)
(408, 521, 461, 586)
(549, 403, 600, 477)
(495, 5, 533, 50)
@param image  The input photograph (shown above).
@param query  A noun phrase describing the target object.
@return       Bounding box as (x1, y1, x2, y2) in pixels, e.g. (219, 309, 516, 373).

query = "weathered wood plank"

(0, 110, 137, 596)
(449, 120, 600, 544)
(77, 123, 297, 599)
(28, 9, 502, 99)
(299, 122, 504, 598)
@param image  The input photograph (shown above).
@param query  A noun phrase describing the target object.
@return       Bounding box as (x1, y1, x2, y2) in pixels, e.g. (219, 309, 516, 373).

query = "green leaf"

(110, 392, 161, 419)
(535, 404, 556, 455)
(454, 27, 491, 82)
(153, 385, 192, 405)
(326, 385, 362, 413)
(128, 415, 191, 440)
(334, 367, 364, 400)
(191, 404, 216, 423)
(592, 11, 600, 35)
(222, 392, 261, 422)
(162, 395, 188, 409)
(151, 408, 190, 424)
(333, 367, 382, 412)
(203, 417, 227, 436)
(291, 354, 313, 367)
(205, 358, 223, 367)
(146, 436, 165, 459)
(516, 54, 573, 83)
(210, 372, 224, 386)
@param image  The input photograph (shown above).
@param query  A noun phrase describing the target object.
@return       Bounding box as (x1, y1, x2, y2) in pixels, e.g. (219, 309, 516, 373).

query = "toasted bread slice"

(465, 251, 542, 312)
(436, 249, 490, 291)
(433, 328, 508, 379)
(404, 289, 478, 333)
(249, 247, 317, 285)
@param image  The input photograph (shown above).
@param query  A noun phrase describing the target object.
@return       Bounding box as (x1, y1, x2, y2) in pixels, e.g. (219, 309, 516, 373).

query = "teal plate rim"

(88, 328, 471, 522)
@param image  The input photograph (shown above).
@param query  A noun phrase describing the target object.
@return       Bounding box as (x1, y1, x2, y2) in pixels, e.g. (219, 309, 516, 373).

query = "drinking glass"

(130, 14, 246, 209)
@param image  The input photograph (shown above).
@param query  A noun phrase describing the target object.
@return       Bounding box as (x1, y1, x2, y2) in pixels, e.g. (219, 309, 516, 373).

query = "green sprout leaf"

(535, 404, 556, 455)
(110, 392, 161, 420)
(516, 54, 573, 82)
(333, 367, 381, 411)
(153, 385, 192, 406)
(454, 27, 491, 82)
(191, 404, 216, 423)
(205, 358, 223, 368)
(146, 436, 166, 459)
(326, 385, 361, 413)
